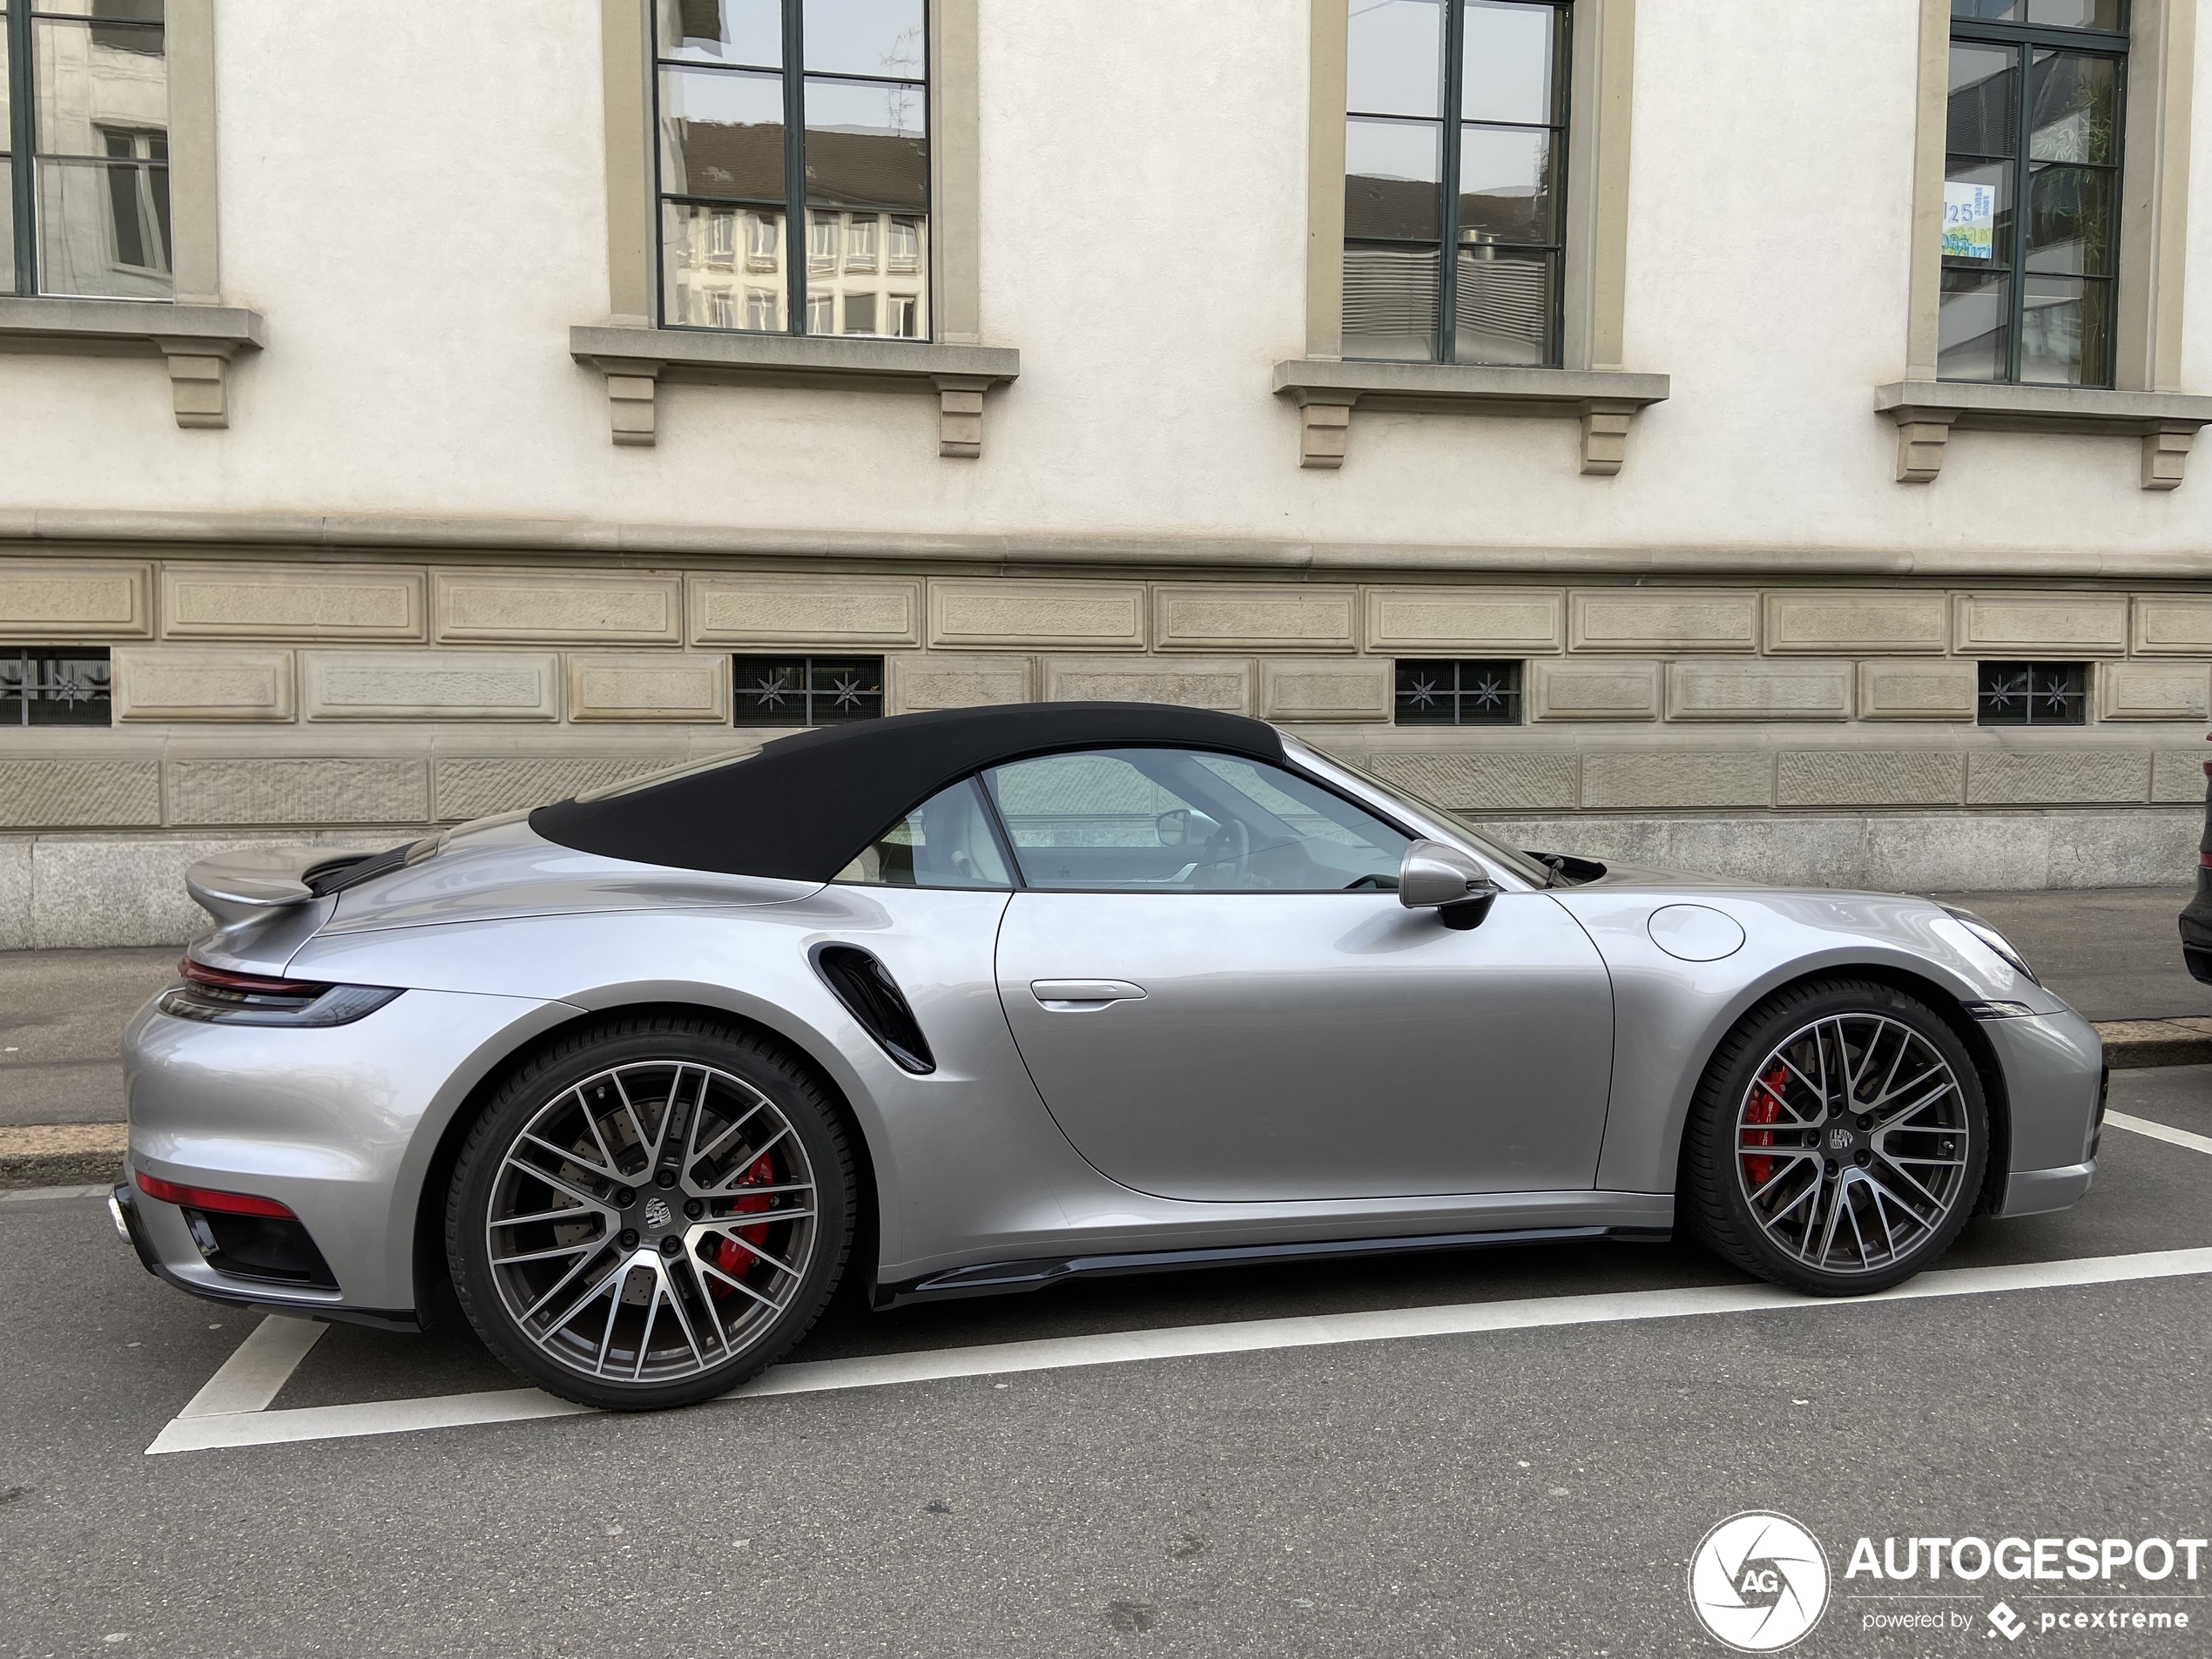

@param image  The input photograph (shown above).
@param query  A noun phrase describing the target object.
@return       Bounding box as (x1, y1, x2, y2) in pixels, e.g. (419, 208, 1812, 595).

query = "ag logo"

(642, 1196, 672, 1231)
(1688, 1512, 1830, 1651)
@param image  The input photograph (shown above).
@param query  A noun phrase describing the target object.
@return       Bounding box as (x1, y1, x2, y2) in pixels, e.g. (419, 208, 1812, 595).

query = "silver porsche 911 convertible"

(111, 703, 2105, 1410)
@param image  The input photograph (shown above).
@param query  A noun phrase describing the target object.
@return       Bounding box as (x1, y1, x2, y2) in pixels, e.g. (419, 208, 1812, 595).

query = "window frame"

(1393, 657, 1526, 725)
(1974, 658, 2091, 725)
(649, 0, 933, 341)
(1943, 4, 2131, 388)
(1342, 0, 1572, 368)
(0, 643, 113, 726)
(730, 652, 886, 728)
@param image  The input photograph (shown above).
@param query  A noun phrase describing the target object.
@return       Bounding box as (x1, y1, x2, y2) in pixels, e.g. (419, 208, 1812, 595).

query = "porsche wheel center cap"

(640, 1195, 673, 1233)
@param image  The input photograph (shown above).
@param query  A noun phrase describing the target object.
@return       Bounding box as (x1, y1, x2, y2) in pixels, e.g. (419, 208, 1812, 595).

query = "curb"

(2094, 1019, 2212, 1071)
(0, 1124, 125, 1190)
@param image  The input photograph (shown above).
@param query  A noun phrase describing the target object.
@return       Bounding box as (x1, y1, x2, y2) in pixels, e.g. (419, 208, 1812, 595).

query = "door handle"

(1029, 978, 1147, 1012)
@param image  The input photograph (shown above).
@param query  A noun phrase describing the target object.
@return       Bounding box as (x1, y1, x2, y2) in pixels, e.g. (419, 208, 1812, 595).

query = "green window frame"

(3, 0, 172, 299)
(1942, 2, 2128, 387)
(652, 0, 930, 341)
(1342, 0, 1570, 368)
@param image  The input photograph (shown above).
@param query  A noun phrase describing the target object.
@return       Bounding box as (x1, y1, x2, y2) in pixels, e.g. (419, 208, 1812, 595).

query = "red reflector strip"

(135, 1170, 296, 1219)
(2201, 853, 2212, 867)
(178, 956, 330, 998)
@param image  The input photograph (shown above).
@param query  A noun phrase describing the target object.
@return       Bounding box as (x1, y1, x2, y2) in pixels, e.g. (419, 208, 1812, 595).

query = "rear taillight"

(136, 1170, 295, 1218)
(158, 956, 402, 1028)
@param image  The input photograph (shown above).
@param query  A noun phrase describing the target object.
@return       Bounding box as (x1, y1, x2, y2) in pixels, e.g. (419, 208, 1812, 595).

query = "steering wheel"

(1197, 818, 1251, 889)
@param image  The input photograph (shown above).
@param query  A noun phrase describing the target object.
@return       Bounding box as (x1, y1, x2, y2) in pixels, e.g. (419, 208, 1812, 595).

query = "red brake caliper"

(1743, 1064, 1788, 1190)
(707, 1153, 776, 1296)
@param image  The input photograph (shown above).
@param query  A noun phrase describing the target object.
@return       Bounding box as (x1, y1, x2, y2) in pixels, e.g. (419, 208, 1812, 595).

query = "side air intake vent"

(809, 944, 936, 1075)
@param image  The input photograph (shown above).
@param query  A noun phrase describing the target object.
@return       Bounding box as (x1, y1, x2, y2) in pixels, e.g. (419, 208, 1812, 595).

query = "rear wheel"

(448, 1015, 853, 1411)
(1683, 979, 1987, 1296)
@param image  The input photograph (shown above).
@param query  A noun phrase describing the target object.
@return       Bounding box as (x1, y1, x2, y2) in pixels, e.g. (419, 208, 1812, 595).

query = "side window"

(981, 748, 1410, 893)
(834, 776, 1010, 889)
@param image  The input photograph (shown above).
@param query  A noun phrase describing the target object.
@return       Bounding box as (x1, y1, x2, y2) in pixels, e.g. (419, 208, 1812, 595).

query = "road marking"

(2106, 1109, 2212, 1157)
(0, 1183, 111, 1203)
(174, 1315, 330, 1420)
(146, 1245, 2212, 1455)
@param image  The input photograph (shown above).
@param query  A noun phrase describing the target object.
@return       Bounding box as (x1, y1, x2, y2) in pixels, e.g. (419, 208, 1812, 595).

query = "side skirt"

(873, 1224, 1674, 1309)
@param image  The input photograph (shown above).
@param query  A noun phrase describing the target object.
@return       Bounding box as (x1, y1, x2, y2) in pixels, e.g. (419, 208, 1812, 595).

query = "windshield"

(1307, 748, 1557, 887)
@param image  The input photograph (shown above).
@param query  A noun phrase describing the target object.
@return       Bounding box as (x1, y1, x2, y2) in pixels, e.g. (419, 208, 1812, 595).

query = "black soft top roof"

(529, 701, 1287, 880)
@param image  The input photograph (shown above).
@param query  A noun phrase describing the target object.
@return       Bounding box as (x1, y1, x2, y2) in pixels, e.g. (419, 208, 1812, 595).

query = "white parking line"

(2107, 1109, 2212, 1157)
(145, 1244, 2212, 1455)
(175, 1315, 330, 1419)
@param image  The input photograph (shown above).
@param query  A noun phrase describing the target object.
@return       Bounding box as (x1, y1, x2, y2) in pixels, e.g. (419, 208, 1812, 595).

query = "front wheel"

(1683, 980, 1988, 1296)
(447, 1015, 854, 1411)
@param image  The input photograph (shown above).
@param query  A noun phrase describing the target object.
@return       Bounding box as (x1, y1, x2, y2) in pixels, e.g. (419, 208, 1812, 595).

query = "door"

(984, 748, 1615, 1202)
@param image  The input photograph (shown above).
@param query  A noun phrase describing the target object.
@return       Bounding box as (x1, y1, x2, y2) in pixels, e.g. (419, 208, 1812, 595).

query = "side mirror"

(1157, 808, 1217, 847)
(1398, 840, 1499, 931)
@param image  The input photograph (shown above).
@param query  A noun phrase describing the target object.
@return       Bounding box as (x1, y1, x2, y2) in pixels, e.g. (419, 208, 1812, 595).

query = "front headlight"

(1940, 906, 2040, 985)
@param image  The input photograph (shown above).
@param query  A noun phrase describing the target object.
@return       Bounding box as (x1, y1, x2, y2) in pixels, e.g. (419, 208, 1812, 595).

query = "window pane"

(806, 656, 883, 722)
(2028, 50, 2118, 165)
(733, 658, 808, 724)
(1461, 0, 1559, 127)
(1343, 242, 1440, 360)
(1458, 123, 1554, 245)
(1345, 116, 1441, 239)
(17, 650, 112, 726)
(1942, 158, 2012, 268)
(0, 164, 12, 293)
(984, 749, 1408, 894)
(803, 0, 926, 79)
(835, 778, 1011, 889)
(30, 0, 164, 17)
(1939, 268, 2011, 380)
(2026, 0, 2125, 28)
(1952, 0, 2022, 17)
(657, 0, 781, 67)
(1946, 42, 2016, 159)
(33, 17, 165, 158)
(803, 77, 926, 211)
(658, 65, 785, 200)
(2020, 273, 2111, 385)
(36, 158, 171, 296)
(1347, 0, 1443, 118)
(2026, 162, 2115, 274)
(662, 201, 782, 328)
(1454, 247, 1554, 364)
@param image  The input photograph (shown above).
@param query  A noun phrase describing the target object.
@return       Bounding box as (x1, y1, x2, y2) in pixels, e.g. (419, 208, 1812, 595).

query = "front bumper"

(120, 983, 576, 1318)
(1979, 1005, 2106, 1218)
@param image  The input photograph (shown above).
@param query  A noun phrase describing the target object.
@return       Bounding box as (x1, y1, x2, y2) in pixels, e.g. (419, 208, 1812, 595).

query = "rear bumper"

(120, 984, 577, 1318)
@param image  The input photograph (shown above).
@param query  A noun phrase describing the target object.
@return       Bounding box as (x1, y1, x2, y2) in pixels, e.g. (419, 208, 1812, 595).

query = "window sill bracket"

(0, 297, 266, 429)
(570, 326, 1021, 456)
(1874, 381, 2212, 489)
(1271, 360, 1670, 474)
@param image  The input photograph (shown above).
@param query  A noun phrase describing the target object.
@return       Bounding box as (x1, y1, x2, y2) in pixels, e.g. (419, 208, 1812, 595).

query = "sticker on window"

(1942, 181, 1995, 260)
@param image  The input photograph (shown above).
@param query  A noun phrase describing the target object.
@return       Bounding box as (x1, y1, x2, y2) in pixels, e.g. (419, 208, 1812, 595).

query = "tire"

(447, 1014, 854, 1411)
(1682, 978, 1988, 1297)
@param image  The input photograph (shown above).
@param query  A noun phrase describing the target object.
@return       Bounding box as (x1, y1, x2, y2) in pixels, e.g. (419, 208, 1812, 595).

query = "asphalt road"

(2, 1069, 2207, 1658)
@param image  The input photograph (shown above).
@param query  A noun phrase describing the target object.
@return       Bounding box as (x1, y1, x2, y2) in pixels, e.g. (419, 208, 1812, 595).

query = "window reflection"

(24, 3, 171, 299)
(656, 1, 928, 337)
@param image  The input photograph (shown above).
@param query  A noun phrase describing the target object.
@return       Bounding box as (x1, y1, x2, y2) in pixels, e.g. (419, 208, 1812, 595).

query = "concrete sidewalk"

(1, 886, 2205, 1183)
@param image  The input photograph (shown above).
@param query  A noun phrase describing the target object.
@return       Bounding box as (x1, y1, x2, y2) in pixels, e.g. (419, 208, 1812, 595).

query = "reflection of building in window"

(654, 1, 930, 339)
(7, 0, 172, 300)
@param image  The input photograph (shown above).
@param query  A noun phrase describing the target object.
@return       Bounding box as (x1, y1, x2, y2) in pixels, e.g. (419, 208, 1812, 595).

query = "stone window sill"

(0, 296, 266, 428)
(570, 326, 1022, 455)
(1874, 380, 2212, 489)
(1271, 360, 1670, 473)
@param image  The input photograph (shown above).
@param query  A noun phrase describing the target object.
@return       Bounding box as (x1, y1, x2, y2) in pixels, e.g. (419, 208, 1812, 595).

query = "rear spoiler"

(184, 841, 423, 927)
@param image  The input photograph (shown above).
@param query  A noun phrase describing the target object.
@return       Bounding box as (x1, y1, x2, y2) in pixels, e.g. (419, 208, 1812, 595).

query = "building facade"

(3, 0, 2211, 947)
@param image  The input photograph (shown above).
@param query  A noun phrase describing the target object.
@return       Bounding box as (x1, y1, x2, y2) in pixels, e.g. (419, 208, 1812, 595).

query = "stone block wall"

(3, 552, 2209, 942)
